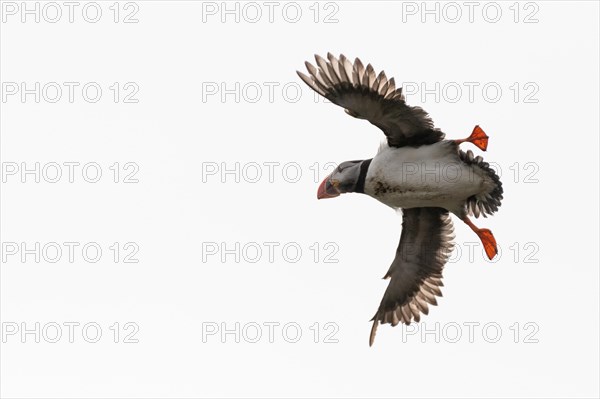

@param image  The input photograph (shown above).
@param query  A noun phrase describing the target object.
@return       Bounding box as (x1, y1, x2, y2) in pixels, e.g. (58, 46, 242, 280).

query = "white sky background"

(1, 1, 599, 398)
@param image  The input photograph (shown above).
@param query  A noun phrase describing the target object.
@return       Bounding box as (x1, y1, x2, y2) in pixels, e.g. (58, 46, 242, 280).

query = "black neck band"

(355, 159, 372, 194)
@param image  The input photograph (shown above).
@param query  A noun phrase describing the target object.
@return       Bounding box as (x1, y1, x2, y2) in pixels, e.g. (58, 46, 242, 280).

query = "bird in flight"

(297, 53, 503, 346)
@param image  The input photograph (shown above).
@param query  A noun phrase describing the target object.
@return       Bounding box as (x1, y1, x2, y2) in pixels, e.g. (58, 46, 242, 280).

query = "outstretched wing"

(297, 53, 444, 147)
(369, 207, 455, 346)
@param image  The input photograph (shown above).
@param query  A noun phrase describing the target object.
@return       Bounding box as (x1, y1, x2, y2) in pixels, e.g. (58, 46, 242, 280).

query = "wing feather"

(298, 54, 444, 147)
(369, 208, 455, 346)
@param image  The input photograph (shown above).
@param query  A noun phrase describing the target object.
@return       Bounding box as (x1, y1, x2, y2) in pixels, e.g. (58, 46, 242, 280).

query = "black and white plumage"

(298, 53, 503, 346)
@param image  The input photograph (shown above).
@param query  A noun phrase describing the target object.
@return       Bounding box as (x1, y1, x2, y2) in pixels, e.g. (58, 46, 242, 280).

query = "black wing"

(369, 207, 455, 346)
(297, 53, 444, 147)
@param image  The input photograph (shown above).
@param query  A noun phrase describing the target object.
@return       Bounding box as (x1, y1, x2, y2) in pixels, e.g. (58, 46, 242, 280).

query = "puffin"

(297, 53, 503, 346)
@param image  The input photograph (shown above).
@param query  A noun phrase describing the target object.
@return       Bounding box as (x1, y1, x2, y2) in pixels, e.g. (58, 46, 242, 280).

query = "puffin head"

(317, 160, 367, 199)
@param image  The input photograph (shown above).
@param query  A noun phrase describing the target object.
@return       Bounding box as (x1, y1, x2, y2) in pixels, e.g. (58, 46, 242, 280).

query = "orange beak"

(317, 176, 340, 199)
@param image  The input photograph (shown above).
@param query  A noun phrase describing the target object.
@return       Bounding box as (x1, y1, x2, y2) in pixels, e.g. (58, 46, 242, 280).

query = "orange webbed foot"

(455, 125, 489, 151)
(474, 227, 498, 260)
(462, 217, 498, 260)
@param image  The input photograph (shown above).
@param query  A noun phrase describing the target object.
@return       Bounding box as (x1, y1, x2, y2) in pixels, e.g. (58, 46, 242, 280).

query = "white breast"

(364, 141, 487, 214)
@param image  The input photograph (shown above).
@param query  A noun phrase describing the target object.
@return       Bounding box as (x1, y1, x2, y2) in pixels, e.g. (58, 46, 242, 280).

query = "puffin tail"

(460, 150, 503, 218)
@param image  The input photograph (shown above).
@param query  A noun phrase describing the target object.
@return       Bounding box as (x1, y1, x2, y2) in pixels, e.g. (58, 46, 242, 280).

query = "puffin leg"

(454, 125, 489, 151)
(462, 216, 498, 260)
